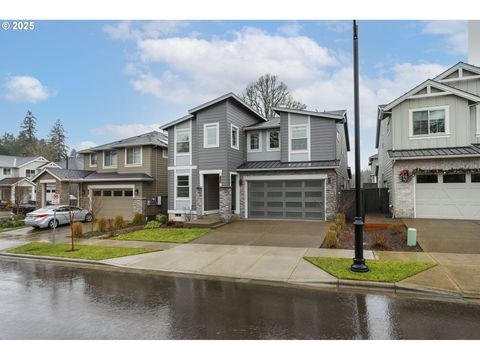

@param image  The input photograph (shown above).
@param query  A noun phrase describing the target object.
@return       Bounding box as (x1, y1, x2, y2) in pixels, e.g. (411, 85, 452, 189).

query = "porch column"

(219, 186, 232, 223)
(196, 186, 203, 217)
(10, 184, 15, 204)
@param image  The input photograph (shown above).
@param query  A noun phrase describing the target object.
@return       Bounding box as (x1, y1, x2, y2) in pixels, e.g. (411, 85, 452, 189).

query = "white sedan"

(24, 205, 93, 229)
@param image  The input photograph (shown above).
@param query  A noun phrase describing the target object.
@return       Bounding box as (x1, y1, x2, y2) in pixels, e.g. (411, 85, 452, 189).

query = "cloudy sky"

(0, 20, 468, 168)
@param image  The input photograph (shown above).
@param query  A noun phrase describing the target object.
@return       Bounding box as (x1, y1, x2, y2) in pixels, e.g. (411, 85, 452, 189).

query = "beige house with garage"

(376, 62, 480, 220)
(32, 131, 168, 220)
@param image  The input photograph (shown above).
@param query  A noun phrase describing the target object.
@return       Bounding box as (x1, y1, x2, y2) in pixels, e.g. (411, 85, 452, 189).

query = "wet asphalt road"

(0, 257, 479, 340)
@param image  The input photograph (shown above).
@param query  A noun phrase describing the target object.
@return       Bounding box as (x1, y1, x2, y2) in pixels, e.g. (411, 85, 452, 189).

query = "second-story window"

(176, 129, 190, 154)
(104, 150, 118, 167)
(25, 169, 36, 177)
(411, 108, 447, 136)
(3, 168, 11, 175)
(291, 125, 308, 152)
(126, 147, 142, 166)
(204, 123, 219, 148)
(90, 153, 97, 166)
(248, 132, 261, 152)
(231, 124, 239, 150)
(268, 130, 280, 151)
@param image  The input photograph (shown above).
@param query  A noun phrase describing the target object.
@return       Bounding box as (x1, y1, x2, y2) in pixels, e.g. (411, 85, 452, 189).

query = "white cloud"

(278, 22, 302, 36)
(70, 140, 97, 151)
(422, 20, 467, 55)
(3, 76, 50, 103)
(326, 21, 351, 33)
(104, 20, 189, 40)
(92, 123, 160, 138)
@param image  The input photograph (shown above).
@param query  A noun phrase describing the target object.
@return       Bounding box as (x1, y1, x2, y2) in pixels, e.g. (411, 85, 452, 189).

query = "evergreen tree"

(18, 111, 38, 156)
(0, 133, 20, 155)
(48, 119, 68, 161)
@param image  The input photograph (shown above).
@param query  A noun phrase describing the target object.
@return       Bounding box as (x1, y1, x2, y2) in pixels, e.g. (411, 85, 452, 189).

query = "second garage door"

(92, 189, 135, 220)
(248, 179, 325, 220)
(415, 173, 480, 220)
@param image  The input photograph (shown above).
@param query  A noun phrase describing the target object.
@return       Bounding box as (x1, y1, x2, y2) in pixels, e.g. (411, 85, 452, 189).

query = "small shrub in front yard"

(72, 222, 84, 237)
(324, 230, 339, 248)
(114, 215, 124, 230)
(371, 232, 387, 248)
(107, 219, 116, 237)
(144, 220, 161, 229)
(94, 218, 108, 232)
(130, 213, 144, 226)
(157, 214, 167, 224)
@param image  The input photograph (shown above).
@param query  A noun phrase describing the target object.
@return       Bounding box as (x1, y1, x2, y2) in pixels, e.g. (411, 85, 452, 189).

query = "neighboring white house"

(376, 62, 480, 220)
(0, 155, 60, 204)
(368, 154, 378, 184)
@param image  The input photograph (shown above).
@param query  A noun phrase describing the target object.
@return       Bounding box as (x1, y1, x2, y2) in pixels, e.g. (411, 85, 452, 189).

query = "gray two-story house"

(32, 131, 168, 220)
(161, 93, 350, 222)
(376, 62, 480, 220)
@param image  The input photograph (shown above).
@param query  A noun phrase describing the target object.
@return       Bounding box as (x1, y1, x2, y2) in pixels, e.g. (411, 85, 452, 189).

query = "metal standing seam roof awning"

(388, 145, 480, 159)
(237, 160, 340, 171)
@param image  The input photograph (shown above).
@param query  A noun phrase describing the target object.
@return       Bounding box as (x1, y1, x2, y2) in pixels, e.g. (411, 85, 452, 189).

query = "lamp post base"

(351, 258, 369, 273)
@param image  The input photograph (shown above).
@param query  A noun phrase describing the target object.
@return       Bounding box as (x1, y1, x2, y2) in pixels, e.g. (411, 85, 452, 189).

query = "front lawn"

(304, 257, 435, 283)
(113, 228, 210, 243)
(8, 242, 156, 260)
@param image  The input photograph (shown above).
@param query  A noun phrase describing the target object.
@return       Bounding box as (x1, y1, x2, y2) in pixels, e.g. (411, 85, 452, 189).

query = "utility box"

(407, 228, 417, 247)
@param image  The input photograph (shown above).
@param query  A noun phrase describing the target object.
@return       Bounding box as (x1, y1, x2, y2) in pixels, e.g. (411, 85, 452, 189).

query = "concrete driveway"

(192, 220, 330, 248)
(402, 218, 480, 254)
(0, 225, 72, 245)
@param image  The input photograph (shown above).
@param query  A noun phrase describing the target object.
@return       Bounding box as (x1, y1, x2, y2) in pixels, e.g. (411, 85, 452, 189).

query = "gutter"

(236, 165, 340, 172)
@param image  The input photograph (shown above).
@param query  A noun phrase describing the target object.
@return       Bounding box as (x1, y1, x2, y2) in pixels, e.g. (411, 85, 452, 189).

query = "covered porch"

(0, 177, 35, 205)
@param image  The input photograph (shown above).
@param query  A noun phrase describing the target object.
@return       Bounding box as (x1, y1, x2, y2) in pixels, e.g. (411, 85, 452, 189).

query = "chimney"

(468, 20, 480, 66)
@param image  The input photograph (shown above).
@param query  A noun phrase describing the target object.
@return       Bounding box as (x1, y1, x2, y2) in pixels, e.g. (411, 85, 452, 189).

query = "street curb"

(0, 252, 477, 302)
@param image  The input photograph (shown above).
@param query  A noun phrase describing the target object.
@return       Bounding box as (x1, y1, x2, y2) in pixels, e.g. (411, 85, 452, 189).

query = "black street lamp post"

(351, 20, 369, 273)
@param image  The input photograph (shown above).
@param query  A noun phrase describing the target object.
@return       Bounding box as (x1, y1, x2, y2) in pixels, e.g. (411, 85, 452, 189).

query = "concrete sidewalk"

(101, 243, 480, 300)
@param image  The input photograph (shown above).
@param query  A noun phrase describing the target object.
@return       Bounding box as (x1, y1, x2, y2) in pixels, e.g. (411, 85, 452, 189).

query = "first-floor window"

(412, 108, 446, 136)
(176, 175, 190, 198)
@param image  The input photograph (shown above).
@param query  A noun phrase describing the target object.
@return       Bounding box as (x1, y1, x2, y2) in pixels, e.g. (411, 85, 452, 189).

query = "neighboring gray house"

(161, 93, 351, 222)
(368, 154, 378, 184)
(376, 62, 480, 220)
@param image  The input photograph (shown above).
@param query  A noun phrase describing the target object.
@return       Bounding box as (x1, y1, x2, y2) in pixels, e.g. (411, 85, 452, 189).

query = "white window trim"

(199, 169, 222, 215)
(267, 129, 280, 152)
(476, 104, 480, 137)
(289, 123, 310, 154)
(247, 131, 262, 153)
(124, 146, 143, 167)
(174, 127, 191, 157)
(175, 173, 191, 200)
(89, 153, 97, 167)
(203, 122, 220, 148)
(408, 105, 450, 139)
(162, 148, 168, 158)
(230, 124, 239, 150)
(102, 150, 118, 169)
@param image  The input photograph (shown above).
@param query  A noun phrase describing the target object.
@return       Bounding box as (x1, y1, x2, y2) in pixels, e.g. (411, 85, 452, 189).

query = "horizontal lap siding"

(310, 117, 336, 161)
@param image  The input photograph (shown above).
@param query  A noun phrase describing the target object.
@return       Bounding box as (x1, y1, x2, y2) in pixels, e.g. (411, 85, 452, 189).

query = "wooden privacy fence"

(339, 188, 390, 219)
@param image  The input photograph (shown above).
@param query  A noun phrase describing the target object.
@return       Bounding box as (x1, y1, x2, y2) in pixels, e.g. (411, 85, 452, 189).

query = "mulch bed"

(321, 221, 423, 252)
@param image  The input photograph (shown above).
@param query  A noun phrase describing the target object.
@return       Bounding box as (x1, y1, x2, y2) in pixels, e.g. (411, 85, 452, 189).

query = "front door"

(204, 174, 220, 213)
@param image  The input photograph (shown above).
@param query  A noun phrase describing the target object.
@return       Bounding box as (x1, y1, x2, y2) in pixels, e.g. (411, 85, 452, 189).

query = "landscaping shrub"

(329, 223, 337, 231)
(72, 222, 84, 237)
(324, 230, 339, 248)
(131, 213, 144, 226)
(157, 214, 167, 224)
(144, 220, 161, 229)
(114, 215, 124, 230)
(371, 233, 387, 248)
(94, 218, 108, 232)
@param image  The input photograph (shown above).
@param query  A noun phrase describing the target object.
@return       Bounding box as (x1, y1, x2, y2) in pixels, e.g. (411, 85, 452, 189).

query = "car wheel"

(84, 213, 93, 222)
(48, 219, 59, 229)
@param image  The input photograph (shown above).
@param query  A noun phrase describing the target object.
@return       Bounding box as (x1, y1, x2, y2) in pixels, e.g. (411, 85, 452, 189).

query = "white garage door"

(415, 173, 480, 220)
(92, 189, 135, 220)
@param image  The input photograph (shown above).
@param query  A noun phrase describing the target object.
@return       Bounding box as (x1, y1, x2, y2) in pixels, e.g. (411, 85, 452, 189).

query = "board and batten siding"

(335, 122, 349, 189)
(391, 95, 471, 150)
(226, 100, 264, 172)
(445, 78, 480, 96)
(280, 113, 289, 162)
(377, 116, 394, 204)
(310, 116, 336, 161)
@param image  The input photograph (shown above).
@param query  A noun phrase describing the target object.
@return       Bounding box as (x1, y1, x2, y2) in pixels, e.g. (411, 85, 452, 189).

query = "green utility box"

(407, 228, 417, 247)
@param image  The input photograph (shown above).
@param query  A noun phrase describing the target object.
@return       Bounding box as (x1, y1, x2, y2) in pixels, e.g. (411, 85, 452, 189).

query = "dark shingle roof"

(0, 155, 48, 168)
(84, 172, 154, 181)
(237, 160, 340, 171)
(0, 177, 26, 186)
(37, 167, 154, 182)
(78, 131, 167, 154)
(244, 117, 280, 130)
(388, 145, 480, 159)
(48, 168, 94, 180)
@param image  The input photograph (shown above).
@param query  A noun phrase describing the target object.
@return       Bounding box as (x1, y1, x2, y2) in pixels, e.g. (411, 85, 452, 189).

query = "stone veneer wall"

(392, 157, 480, 218)
(195, 187, 203, 217)
(219, 186, 232, 223)
(238, 169, 338, 220)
